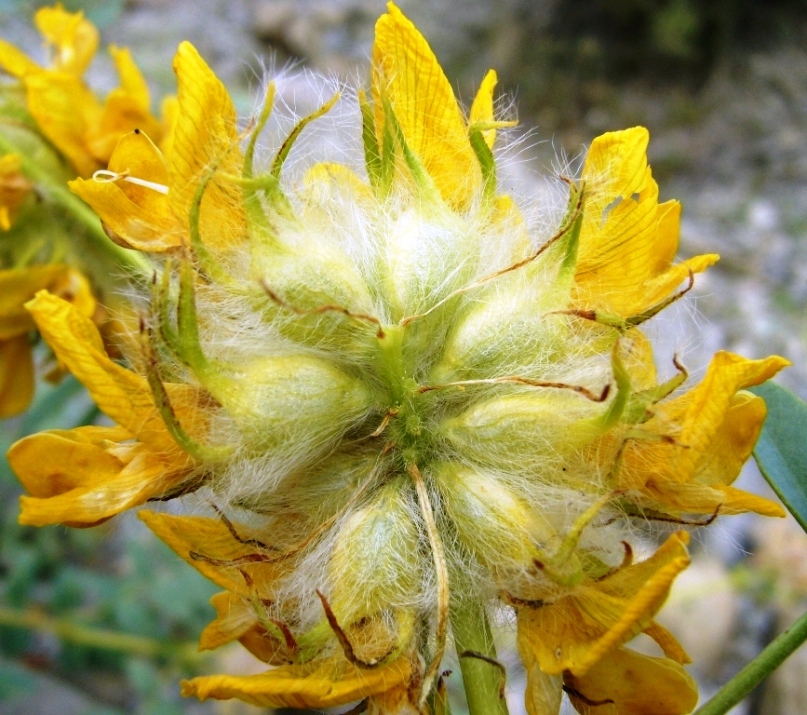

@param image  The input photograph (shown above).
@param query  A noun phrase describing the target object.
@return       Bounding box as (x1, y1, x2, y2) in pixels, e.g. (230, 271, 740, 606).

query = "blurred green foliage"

(0, 0, 124, 27)
(0, 374, 219, 714)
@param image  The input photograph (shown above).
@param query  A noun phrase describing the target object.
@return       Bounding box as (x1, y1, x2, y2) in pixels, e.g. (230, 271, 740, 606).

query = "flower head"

(10, 3, 788, 713)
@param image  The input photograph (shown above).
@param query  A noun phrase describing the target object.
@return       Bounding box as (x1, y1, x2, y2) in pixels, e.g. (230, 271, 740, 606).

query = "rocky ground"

(1, 1, 806, 714)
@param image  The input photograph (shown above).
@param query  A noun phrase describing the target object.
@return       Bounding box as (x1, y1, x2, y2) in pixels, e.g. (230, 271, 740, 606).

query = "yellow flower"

(0, 4, 164, 176)
(0, 265, 93, 418)
(8, 291, 199, 525)
(10, 3, 789, 713)
(0, 154, 32, 230)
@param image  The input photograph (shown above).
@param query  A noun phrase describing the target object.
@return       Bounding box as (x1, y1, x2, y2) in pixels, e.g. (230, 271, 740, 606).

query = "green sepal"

(176, 257, 210, 375)
(188, 162, 234, 286)
(382, 96, 441, 205)
(141, 324, 232, 463)
(244, 81, 276, 181)
(270, 91, 339, 181)
(469, 128, 496, 201)
(359, 89, 383, 194)
(623, 357, 688, 425)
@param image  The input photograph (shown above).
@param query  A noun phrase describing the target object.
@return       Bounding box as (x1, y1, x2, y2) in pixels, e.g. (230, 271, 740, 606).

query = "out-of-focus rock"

(653, 555, 740, 679)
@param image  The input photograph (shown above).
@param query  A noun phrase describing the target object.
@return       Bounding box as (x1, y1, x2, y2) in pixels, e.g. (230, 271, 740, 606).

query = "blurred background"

(1, 0, 806, 713)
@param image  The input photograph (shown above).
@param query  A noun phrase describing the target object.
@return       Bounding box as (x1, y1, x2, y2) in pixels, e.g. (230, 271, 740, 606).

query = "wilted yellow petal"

(24, 70, 101, 176)
(181, 656, 412, 709)
(618, 352, 789, 517)
(10, 426, 129, 498)
(644, 621, 691, 664)
(200, 591, 256, 651)
(0, 265, 92, 339)
(34, 5, 98, 75)
(200, 591, 290, 663)
(372, 3, 479, 208)
(0, 335, 34, 418)
(169, 42, 246, 248)
(517, 633, 563, 715)
(25, 291, 177, 451)
(16, 441, 191, 527)
(140, 510, 288, 597)
(565, 647, 698, 715)
(518, 532, 690, 677)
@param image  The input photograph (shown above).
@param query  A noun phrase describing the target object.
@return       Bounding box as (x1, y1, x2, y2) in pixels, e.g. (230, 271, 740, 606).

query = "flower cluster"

(0, 5, 157, 416)
(9, 4, 788, 714)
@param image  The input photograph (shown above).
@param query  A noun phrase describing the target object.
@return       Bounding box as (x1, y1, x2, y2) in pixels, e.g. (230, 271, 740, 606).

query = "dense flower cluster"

(9, 4, 787, 714)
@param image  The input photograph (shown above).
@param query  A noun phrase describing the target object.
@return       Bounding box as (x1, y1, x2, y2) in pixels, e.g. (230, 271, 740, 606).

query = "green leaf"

(750, 381, 807, 532)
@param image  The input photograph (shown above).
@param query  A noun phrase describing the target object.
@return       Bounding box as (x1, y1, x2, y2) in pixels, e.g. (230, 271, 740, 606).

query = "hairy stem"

(694, 608, 807, 715)
(451, 596, 510, 715)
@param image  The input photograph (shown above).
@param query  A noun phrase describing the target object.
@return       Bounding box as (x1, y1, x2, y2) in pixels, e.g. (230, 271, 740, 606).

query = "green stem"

(694, 609, 807, 715)
(0, 605, 200, 665)
(0, 135, 151, 277)
(450, 596, 510, 715)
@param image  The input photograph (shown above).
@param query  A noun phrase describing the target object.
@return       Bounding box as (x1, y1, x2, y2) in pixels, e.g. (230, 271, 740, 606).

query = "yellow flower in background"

(9, 3, 790, 714)
(0, 4, 165, 176)
(0, 265, 94, 417)
(0, 154, 32, 230)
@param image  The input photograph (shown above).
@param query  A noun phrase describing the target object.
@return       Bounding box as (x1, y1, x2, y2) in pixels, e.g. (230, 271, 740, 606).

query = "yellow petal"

(619, 352, 789, 516)
(159, 95, 179, 157)
(199, 591, 256, 651)
(0, 265, 92, 339)
(0, 38, 41, 77)
(581, 127, 650, 222)
(518, 532, 690, 677)
(34, 5, 98, 75)
(70, 130, 183, 251)
(303, 162, 374, 203)
(372, 3, 479, 208)
(10, 426, 128, 499)
(25, 291, 177, 451)
(0, 335, 34, 418)
(181, 656, 412, 709)
(139, 511, 288, 597)
(0, 154, 33, 230)
(200, 591, 290, 663)
(643, 621, 691, 664)
(517, 630, 563, 715)
(0, 265, 69, 339)
(16, 442, 190, 527)
(88, 90, 164, 165)
(678, 352, 790, 456)
(109, 45, 150, 110)
(469, 69, 498, 148)
(575, 127, 714, 316)
(169, 42, 246, 248)
(565, 647, 698, 715)
(24, 70, 101, 176)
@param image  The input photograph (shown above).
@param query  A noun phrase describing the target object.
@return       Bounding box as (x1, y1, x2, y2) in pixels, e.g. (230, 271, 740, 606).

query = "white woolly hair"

(132, 63, 694, 666)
